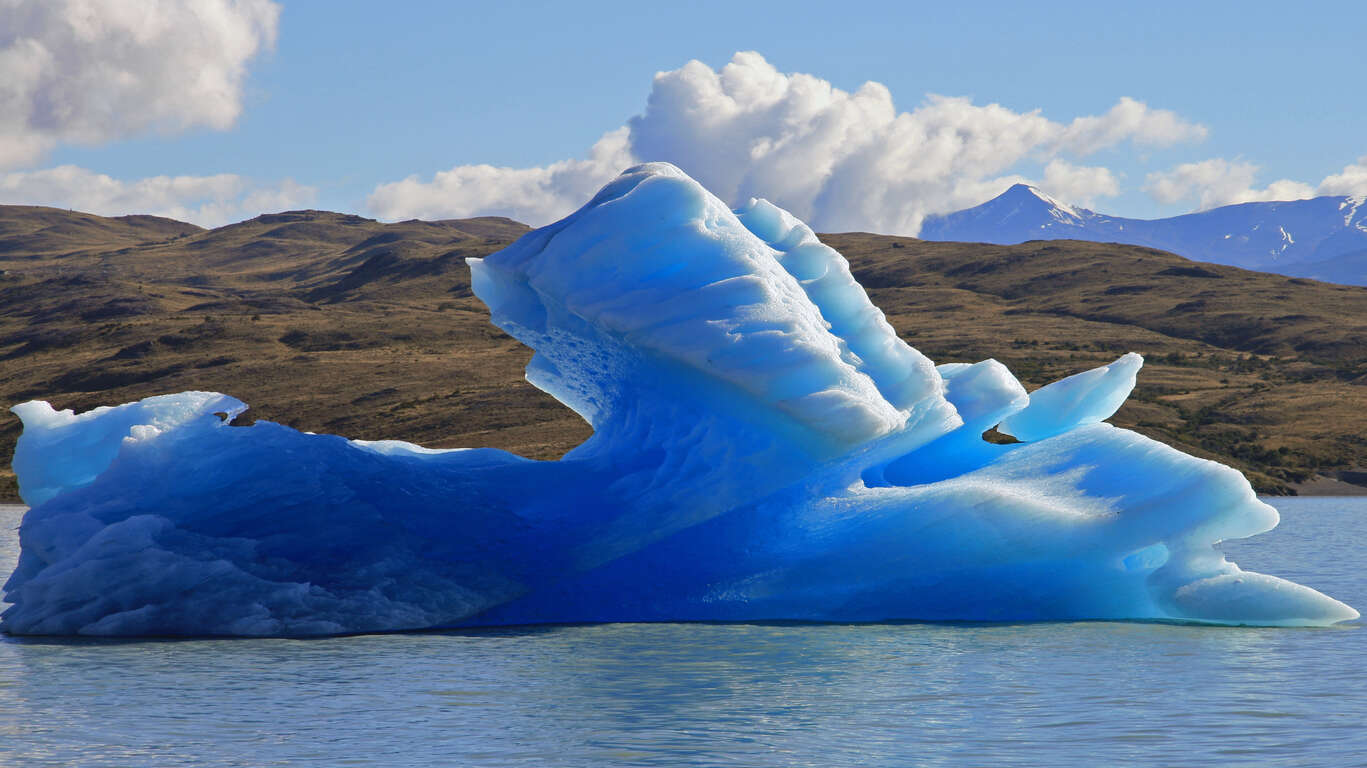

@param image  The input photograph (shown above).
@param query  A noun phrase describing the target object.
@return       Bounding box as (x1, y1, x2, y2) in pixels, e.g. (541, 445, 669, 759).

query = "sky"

(1, 0, 1365, 231)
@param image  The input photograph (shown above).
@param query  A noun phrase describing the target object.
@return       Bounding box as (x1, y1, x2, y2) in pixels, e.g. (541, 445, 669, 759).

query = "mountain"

(1, 204, 1366, 499)
(920, 185, 1367, 286)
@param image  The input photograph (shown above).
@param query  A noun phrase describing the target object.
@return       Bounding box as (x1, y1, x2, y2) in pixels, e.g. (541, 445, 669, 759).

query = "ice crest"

(999, 352, 1142, 441)
(2, 163, 1357, 636)
(469, 163, 959, 455)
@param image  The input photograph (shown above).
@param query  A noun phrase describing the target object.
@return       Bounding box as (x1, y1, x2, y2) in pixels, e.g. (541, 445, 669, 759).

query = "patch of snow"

(1027, 186, 1084, 222)
(1344, 195, 1364, 226)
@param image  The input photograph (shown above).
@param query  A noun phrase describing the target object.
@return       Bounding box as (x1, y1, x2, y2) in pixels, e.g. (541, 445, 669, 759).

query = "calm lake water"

(2, 498, 1364, 767)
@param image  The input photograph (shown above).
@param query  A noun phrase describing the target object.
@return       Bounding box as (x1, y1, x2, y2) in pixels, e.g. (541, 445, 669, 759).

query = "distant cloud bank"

(369, 128, 634, 226)
(369, 52, 1210, 233)
(0, 165, 314, 228)
(0, 0, 289, 226)
(1145, 156, 1367, 210)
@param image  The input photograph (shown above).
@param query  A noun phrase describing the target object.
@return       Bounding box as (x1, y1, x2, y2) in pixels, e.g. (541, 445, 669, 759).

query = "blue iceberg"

(3, 163, 1357, 635)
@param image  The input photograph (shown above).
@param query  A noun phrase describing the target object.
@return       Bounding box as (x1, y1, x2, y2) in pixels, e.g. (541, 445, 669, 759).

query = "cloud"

(0, 0, 280, 170)
(1041, 160, 1121, 208)
(1143, 156, 1367, 209)
(0, 165, 315, 227)
(1057, 97, 1207, 155)
(368, 128, 633, 224)
(369, 52, 1207, 234)
(1317, 155, 1367, 198)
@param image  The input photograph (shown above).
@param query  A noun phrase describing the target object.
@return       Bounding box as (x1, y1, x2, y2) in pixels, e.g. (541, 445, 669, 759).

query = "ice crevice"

(2, 162, 1357, 636)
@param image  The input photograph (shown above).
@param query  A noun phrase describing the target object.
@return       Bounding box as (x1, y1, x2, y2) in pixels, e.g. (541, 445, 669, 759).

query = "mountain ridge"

(921, 187, 1367, 285)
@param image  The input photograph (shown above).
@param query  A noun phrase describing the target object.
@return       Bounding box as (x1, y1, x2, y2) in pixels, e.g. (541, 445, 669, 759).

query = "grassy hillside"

(2, 205, 1364, 501)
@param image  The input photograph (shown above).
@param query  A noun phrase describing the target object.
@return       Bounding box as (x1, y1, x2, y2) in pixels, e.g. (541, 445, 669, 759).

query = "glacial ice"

(997, 352, 1141, 442)
(3, 163, 1358, 636)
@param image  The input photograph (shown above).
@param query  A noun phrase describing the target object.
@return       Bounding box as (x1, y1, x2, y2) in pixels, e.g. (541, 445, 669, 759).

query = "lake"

(2, 498, 1364, 767)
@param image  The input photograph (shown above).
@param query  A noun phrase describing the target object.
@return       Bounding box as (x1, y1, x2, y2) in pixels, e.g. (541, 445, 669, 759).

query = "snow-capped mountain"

(919, 184, 1367, 286)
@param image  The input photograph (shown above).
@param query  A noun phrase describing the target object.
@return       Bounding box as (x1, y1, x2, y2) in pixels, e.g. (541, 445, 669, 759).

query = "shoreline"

(1290, 475, 1367, 497)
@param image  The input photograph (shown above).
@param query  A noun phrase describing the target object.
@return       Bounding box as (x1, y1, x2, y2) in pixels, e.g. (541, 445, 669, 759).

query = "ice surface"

(9, 393, 247, 507)
(998, 353, 1141, 442)
(3, 163, 1358, 635)
(469, 164, 958, 454)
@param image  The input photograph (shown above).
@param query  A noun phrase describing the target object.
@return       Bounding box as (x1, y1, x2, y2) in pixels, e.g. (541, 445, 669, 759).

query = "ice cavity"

(3, 163, 1357, 636)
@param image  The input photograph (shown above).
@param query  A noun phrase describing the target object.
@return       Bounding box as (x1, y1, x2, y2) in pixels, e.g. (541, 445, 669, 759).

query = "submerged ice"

(3, 163, 1357, 635)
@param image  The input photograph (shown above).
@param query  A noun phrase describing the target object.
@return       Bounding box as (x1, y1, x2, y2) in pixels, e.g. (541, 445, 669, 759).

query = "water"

(2, 498, 1364, 767)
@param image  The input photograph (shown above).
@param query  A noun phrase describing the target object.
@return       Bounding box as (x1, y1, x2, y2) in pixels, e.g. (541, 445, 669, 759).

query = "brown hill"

(1, 205, 1364, 501)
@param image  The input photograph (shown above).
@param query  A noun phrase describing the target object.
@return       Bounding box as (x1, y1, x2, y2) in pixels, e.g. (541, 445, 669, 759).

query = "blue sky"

(3, 0, 1365, 229)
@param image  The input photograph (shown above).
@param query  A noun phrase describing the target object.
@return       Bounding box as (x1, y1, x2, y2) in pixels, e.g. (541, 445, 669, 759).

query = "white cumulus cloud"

(1056, 97, 1206, 155)
(1040, 160, 1121, 208)
(1142, 156, 1367, 210)
(0, 165, 315, 227)
(369, 51, 1207, 233)
(1317, 155, 1367, 198)
(0, 0, 281, 170)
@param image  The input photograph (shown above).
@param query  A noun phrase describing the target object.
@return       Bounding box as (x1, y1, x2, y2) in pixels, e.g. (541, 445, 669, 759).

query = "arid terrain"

(2, 204, 1365, 501)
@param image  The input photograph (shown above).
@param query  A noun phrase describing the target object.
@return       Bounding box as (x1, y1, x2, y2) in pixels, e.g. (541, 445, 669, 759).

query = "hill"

(2, 205, 1365, 500)
(920, 184, 1367, 286)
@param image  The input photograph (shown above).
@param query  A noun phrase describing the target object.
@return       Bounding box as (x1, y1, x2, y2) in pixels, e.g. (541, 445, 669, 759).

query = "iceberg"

(3, 163, 1357, 636)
